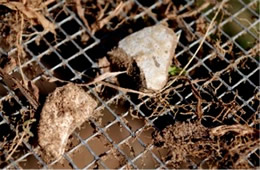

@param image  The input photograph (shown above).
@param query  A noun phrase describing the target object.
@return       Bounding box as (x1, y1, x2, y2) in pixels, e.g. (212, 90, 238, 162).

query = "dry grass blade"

(100, 81, 153, 96)
(87, 71, 126, 85)
(46, 70, 152, 96)
(0, 1, 56, 34)
(41, 0, 56, 8)
(99, 1, 125, 29)
(211, 124, 259, 136)
(46, 71, 126, 85)
(75, 0, 92, 32)
(86, 71, 152, 96)
(159, 0, 227, 93)
(5, 132, 26, 161)
(189, 81, 202, 119)
(0, 68, 39, 109)
(179, 2, 211, 18)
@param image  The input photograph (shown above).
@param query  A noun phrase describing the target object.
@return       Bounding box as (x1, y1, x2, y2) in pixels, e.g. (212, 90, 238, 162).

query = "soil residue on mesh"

(153, 121, 259, 169)
(38, 83, 98, 162)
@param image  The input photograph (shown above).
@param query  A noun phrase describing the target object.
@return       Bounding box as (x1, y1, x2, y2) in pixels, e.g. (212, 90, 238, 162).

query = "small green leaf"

(168, 66, 186, 76)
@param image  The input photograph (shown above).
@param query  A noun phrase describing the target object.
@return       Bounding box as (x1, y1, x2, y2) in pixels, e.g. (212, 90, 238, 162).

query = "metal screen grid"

(0, 0, 259, 169)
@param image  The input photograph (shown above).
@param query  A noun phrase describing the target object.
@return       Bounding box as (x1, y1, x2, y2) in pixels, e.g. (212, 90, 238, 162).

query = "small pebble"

(117, 24, 178, 91)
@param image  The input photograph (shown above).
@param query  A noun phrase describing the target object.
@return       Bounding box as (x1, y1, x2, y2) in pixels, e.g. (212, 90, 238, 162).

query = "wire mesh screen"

(0, 0, 259, 169)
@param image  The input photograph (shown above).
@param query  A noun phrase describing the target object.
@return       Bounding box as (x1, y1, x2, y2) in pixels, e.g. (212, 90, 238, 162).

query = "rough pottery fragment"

(115, 24, 178, 91)
(38, 83, 97, 162)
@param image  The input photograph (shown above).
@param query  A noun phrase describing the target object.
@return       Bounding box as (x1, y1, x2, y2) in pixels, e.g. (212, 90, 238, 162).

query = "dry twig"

(211, 124, 258, 136)
(75, 0, 91, 32)
(98, 2, 125, 29)
(0, 68, 39, 109)
(46, 70, 153, 96)
(100, 81, 153, 97)
(179, 2, 211, 18)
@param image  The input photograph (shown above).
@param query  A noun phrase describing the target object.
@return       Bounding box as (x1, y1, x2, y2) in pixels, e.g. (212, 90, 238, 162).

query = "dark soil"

(108, 48, 145, 91)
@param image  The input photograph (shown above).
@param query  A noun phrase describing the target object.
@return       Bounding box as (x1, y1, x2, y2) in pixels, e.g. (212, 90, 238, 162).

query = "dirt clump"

(153, 121, 211, 168)
(38, 83, 98, 162)
(108, 48, 145, 91)
(153, 121, 259, 169)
